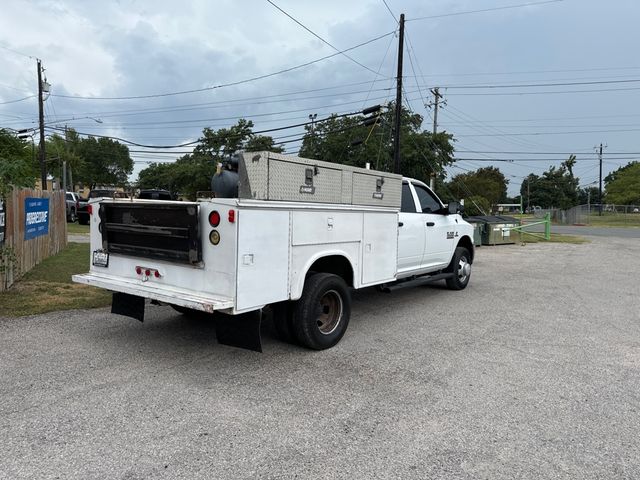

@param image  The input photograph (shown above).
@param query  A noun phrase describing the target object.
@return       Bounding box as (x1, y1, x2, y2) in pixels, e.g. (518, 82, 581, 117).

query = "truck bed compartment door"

(362, 212, 398, 284)
(236, 209, 290, 311)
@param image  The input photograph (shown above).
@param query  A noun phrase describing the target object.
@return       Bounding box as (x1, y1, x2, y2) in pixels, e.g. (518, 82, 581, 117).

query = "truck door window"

(401, 183, 417, 213)
(413, 184, 442, 213)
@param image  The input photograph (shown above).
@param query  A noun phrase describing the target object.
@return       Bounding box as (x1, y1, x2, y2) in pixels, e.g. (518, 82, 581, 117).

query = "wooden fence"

(0, 189, 67, 291)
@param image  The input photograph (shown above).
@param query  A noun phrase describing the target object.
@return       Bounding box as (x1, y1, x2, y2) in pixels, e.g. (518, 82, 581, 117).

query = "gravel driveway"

(1, 236, 638, 479)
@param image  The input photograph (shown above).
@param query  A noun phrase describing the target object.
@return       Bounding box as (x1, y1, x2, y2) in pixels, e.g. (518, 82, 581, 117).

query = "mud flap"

(214, 310, 262, 353)
(111, 292, 145, 322)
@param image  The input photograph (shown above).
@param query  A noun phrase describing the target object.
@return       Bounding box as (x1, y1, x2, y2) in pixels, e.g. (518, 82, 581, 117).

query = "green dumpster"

(466, 216, 520, 245)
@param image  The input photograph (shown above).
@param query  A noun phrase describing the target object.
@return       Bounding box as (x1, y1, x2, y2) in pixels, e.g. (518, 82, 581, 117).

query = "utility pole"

(62, 125, 68, 193)
(429, 87, 443, 190)
(596, 143, 606, 216)
(392, 13, 405, 175)
(37, 59, 47, 190)
(308, 113, 317, 156)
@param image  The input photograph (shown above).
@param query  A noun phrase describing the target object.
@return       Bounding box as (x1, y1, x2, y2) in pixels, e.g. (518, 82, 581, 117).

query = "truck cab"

(398, 179, 466, 276)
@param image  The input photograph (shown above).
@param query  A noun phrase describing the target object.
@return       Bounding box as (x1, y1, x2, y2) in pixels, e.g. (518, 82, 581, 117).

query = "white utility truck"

(73, 152, 474, 351)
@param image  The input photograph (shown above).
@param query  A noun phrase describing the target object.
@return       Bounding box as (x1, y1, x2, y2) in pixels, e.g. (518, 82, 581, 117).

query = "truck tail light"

(135, 266, 162, 279)
(209, 210, 220, 227)
(228, 209, 235, 223)
(209, 230, 220, 245)
(88, 204, 93, 215)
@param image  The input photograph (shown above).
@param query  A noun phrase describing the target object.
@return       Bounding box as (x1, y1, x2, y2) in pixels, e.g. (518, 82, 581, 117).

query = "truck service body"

(73, 152, 474, 351)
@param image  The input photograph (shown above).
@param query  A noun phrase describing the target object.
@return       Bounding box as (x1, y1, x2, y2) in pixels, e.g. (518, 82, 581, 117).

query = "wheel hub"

(316, 290, 343, 335)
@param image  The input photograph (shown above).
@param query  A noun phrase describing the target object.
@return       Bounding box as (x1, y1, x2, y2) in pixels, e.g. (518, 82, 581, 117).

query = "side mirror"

(447, 201, 463, 215)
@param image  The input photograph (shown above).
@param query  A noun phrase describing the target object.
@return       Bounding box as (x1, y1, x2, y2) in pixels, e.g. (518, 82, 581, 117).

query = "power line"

(0, 94, 37, 105)
(453, 157, 639, 162)
(44, 108, 374, 149)
(399, 65, 640, 79)
(265, 0, 382, 76)
(0, 44, 36, 59)
(47, 85, 397, 123)
(455, 150, 640, 155)
(45, 80, 395, 120)
(444, 86, 640, 96)
(44, 91, 401, 128)
(435, 78, 640, 89)
(51, 31, 395, 101)
(381, 0, 397, 22)
(456, 128, 640, 137)
(407, 0, 563, 22)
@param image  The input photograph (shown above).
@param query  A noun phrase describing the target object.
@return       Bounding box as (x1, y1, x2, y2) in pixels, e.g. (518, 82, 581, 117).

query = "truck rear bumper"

(72, 273, 234, 312)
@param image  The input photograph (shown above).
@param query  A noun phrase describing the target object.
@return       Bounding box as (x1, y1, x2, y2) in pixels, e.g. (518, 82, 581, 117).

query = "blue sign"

(24, 197, 49, 240)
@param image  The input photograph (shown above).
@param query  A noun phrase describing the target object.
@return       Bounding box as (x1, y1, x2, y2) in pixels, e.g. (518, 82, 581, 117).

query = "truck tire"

(68, 208, 77, 223)
(271, 301, 297, 344)
(446, 246, 471, 290)
(293, 273, 351, 350)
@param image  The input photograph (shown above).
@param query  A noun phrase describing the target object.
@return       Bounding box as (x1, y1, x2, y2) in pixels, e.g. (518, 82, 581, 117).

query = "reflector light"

(209, 230, 220, 245)
(228, 209, 235, 223)
(136, 266, 161, 278)
(87, 204, 93, 215)
(209, 210, 221, 227)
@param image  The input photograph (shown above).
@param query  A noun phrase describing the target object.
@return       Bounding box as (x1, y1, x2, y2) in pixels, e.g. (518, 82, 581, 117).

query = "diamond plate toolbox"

(239, 152, 401, 208)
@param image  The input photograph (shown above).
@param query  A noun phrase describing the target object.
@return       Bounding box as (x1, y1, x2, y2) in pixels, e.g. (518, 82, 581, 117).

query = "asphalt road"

(1, 237, 639, 479)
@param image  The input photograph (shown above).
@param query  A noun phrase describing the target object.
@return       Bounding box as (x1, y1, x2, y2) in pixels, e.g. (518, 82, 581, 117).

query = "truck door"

(412, 183, 457, 268)
(397, 182, 425, 274)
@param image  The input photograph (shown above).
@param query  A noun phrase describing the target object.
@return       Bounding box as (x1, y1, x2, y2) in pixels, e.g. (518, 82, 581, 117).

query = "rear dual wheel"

(272, 273, 351, 350)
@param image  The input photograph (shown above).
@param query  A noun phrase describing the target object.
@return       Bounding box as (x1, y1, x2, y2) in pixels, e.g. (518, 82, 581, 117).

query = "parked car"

(77, 189, 129, 225)
(137, 189, 173, 200)
(65, 192, 79, 223)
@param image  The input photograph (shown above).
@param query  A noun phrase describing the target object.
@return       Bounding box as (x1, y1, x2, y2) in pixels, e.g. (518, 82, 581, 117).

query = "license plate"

(92, 250, 109, 267)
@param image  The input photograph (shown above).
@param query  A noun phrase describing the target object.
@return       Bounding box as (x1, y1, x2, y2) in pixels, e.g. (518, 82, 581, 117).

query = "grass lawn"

(67, 222, 90, 235)
(0, 242, 110, 317)
(583, 213, 640, 228)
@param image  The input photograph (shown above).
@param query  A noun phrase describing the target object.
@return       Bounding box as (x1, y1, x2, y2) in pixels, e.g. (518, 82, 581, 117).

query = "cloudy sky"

(2, 0, 640, 196)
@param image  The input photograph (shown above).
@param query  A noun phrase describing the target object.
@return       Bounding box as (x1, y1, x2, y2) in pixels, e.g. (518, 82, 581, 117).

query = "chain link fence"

(557, 204, 640, 225)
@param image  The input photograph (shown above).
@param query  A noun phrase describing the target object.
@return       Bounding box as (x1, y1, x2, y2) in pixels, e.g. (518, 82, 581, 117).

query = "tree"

(520, 160, 579, 209)
(604, 161, 640, 205)
(74, 136, 133, 189)
(0, 129, 37, 196)
(137, 119, 282, 199)
(45, 130, 85, 187)
(463, 195, 491, 216)
(297, 103, 455, 184)
(577, 186, 599, 205)
(446, 166, 508, 209)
